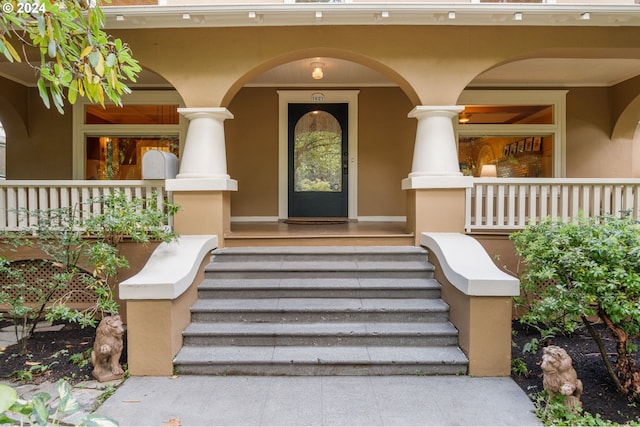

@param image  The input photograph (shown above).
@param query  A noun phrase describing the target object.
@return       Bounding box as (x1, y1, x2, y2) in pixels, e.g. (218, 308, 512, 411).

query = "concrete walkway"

(2, 323, 541, 426)
(97, 375, 542, 426)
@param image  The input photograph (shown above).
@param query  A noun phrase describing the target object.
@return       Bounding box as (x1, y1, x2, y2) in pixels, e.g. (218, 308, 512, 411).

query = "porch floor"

(225, 221, 414, 246)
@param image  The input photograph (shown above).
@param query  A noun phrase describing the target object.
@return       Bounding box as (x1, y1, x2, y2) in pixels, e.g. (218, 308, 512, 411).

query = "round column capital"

(408, 105, 464, 120)
(177, 107, 234, 121)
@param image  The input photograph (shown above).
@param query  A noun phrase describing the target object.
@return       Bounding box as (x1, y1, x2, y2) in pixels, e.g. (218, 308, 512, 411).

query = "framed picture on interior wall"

(509, 142, 517, 155)
(533, 137, 542, 151)
(517, 139, 525, 152)
(503, 144, 510, 157)
(525, 138, 533, 152)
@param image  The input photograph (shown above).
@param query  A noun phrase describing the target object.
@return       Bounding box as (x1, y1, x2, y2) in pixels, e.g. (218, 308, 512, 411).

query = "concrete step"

(173, 345, 468, 376)
(209, 246, 428, 264)
(182, 321, 459, 347)
(197, 277, 442, 299)
(189, 298, 450, 323)
(204, 260, 434, 280)
(177, 245, 467, 376)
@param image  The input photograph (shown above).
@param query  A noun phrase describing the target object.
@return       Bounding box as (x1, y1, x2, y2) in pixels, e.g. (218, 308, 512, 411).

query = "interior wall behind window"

(459, 135, 553, 178)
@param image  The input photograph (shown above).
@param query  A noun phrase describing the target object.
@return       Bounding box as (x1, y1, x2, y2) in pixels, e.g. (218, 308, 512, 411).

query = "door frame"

(278, 90, 359, 220)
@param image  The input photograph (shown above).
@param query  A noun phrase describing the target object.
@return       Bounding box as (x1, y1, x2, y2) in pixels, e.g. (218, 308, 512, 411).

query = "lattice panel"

(0, 259, 98, 304)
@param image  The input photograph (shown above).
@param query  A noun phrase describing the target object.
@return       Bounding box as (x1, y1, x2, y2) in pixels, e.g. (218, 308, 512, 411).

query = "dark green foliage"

(511, 215, 640, 399)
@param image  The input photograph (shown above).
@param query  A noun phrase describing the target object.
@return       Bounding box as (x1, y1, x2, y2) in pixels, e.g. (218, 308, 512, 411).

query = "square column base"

(171, 191, 232, 247)
(405, 188, 467, 245)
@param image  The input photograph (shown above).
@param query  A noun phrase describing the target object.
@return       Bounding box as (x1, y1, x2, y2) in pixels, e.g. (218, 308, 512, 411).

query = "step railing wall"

(465, 178, 640, 232)
(0, 180, 170, 230)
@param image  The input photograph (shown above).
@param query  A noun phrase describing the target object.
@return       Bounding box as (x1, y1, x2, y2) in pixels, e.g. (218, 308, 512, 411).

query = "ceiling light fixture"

(311, 62, 324, 80)
(458, 112, 471, 124)
(514, 12, 523, 21)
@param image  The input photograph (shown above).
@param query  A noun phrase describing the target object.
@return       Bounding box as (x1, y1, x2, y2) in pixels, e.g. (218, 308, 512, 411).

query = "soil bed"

(511, 320, 640, 424)
(0, 320, 127, 386)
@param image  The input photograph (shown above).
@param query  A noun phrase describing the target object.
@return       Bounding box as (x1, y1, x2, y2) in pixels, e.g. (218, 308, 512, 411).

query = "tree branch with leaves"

(0, 0, 141, 113)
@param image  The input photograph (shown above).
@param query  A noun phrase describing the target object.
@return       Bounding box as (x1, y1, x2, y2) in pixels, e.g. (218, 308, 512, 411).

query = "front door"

(288, 103, 348, 218)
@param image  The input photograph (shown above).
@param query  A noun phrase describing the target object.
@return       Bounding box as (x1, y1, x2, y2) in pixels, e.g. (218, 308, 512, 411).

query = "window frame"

(72, 91, 186, 180)
(456, 89, 567, 177)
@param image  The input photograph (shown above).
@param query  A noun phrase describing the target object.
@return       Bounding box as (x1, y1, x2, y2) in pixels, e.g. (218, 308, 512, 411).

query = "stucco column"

(166, 107, 237, 246)
(403, 106, 472, 242)
(177, 108, 233, 179)
(408, 106, 464, 177)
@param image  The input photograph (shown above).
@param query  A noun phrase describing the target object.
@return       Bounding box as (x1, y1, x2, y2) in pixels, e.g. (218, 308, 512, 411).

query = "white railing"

(0, 180, 170, 230)
(465, 178, 640, 232)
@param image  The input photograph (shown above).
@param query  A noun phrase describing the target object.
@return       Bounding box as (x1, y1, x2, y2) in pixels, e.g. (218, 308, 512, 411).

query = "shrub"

(511, 214, 640, 399)
(0, 191, 179, 354)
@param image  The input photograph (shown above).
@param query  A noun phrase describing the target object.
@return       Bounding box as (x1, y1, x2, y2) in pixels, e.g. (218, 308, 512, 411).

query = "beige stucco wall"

(566, 87, 632, 178)
(226, 88, 280, 217)
(3, 87, 73, 179)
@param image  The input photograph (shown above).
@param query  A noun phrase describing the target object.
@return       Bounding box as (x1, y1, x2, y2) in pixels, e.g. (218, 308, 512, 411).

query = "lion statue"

(91, 315, 125, 382)
(541, 345, 583, 412)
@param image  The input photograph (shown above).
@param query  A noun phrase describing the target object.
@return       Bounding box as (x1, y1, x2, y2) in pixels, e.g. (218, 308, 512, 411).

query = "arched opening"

(225, 55, 415, 224)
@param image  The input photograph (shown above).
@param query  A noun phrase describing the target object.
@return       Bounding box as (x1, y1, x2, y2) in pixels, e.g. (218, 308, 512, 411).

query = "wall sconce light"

(448, 11, 456, 20)
(581, 12, 591, 20)
(480, 164, 498, 178)
(311, 62, 324, 80)
(458, 112, 471, 124)
(513, 12, 523, 21)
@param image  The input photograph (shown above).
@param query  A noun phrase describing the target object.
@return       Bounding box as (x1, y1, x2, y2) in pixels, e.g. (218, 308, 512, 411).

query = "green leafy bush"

(0, 191, 179, 354)
(530, 391, 640, 426)
(511, 214, 640, 399)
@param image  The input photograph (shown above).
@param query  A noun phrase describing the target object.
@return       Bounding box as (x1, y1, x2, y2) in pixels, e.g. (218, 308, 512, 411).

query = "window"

(456, 90, 567, 178)
(293, 110, 343, 192)
(73, 92, 184, 180)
